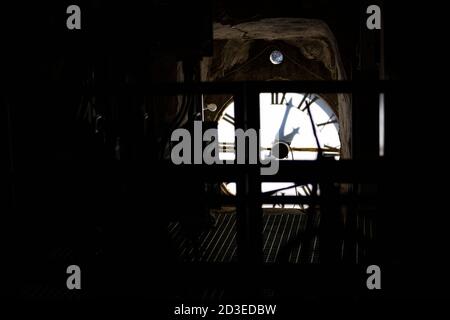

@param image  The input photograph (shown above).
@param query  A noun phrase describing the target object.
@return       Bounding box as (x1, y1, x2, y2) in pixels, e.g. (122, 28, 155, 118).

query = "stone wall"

(201, 18, 352, 158)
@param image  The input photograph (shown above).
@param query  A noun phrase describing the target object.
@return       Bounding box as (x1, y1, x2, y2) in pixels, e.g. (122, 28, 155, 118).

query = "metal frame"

(151, 80, 386, 265)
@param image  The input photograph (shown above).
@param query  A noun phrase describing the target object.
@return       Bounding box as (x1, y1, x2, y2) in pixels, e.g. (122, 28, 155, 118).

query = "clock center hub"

(272, 141, 290, 159)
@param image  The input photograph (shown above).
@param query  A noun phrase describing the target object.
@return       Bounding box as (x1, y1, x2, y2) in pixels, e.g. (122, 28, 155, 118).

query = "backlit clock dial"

(259, 92, 340, 161)
(217, 92, 340, 209)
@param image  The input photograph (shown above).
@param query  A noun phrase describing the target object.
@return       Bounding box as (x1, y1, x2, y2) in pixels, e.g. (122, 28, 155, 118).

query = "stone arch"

(202, 18, 351, 158)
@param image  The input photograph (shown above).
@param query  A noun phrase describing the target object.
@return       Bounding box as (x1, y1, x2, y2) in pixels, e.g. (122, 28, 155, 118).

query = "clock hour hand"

(281, 126, 300, 145)
(275, 98, 300, 144)
(270, 98, 300, 159)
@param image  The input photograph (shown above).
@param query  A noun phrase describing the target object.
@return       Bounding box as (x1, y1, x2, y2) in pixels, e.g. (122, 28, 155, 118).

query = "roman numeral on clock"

(297, 93, 319, 112)
(271, 92, 287, 105)
(219, 142, 235, 153)
(317, 116, 338, 128)
(222, 113, 235, 125)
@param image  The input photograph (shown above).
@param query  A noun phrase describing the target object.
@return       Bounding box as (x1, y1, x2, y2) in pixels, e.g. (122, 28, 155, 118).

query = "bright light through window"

(217, 92, 340, 209)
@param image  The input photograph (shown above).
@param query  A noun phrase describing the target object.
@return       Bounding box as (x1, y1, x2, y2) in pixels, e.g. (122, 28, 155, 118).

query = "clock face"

(259, 92, 340, 160)
(217, 92, 341, 208)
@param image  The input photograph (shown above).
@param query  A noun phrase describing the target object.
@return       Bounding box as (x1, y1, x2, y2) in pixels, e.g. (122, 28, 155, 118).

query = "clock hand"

(270, 98, 300, 159)
(298, 93, 319, 112)
(303, 97, 323, 159)
(275, 98, 299, 143)
(281, 126, 300, 145)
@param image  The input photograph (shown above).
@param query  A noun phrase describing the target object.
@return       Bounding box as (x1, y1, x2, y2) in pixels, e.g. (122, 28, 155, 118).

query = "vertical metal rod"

(6, 98, 16, 210)
(234, 84, 263, 265)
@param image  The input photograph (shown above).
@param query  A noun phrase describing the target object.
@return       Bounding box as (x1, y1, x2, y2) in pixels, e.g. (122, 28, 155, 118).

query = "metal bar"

(16, 80, 391, 95)
(219, 145, 340, 153)
(234, 85, 263, 265)
(165, 159, 384, 183)
(209, 195, 377, 206)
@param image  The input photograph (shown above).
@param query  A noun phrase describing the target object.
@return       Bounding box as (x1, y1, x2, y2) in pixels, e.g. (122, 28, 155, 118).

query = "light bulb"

(270, 50, 284, 65)
(205, 103, 218, 112)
